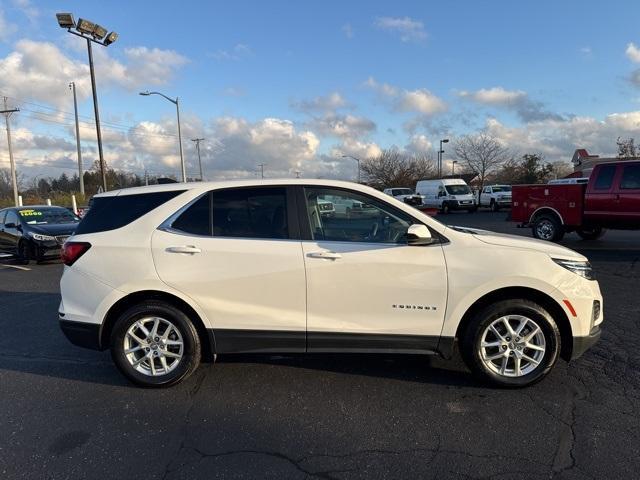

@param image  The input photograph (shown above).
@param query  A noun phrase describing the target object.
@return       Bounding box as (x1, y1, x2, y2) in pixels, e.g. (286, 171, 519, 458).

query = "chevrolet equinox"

(59, 180, 602, 388)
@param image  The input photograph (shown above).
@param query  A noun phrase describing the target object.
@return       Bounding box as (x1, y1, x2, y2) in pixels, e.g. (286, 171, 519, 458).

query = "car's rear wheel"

(460, 299, 560, 387)
(532, 214, 564, 242)
(110, 301, 201, 387)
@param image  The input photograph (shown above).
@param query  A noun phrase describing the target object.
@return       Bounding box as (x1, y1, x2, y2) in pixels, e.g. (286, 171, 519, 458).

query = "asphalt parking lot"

(1, 211, 639, 479)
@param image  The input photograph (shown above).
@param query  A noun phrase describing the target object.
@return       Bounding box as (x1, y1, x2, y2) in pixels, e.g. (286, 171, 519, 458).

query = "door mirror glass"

(4, 222, 16, 229)
(407, 224, 433, 245)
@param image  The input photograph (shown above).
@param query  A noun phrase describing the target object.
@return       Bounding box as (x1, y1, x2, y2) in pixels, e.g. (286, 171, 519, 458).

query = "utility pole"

(2, 97, 19, 206)
(69, 82, 84, 196)
(294, 170, 301, 178)
(191, 138, 205, 181)
(258, 163, 266, 179)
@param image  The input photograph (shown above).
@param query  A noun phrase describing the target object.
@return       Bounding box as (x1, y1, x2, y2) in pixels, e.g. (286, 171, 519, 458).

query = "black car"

(0, 205, 80, 264)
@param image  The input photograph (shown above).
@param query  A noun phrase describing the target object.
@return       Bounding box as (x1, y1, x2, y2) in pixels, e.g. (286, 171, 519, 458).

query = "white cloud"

(0, 10, 17, 41)
(458, 87, 527, 105)
(330, 138, 382, 161)
(292, 92, 347, 113)
(12, 0, 38, 21)
(405, 134, 433, 154)
(458, 86, 562, 122)
(342, 23, 354, 39)
(210, 43, 252, 61)
(374, 16, 427, 43)
(399, 89, 447, 115)
(365, 77, 446, 116)
(626, 42, 640, 63)
(0, 40, 188, 109)
(482, 110, 640, 162)
(309, 113, 376, 139)
(580, 46, 592, 56)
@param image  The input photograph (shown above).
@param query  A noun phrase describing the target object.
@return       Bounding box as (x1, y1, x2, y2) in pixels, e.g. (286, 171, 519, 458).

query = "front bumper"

(571, 325, 601, 360)
(59, 318, 102, 350)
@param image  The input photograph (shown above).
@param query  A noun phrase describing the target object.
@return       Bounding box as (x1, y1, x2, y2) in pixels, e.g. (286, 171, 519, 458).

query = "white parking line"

(0, 264, 31, 271)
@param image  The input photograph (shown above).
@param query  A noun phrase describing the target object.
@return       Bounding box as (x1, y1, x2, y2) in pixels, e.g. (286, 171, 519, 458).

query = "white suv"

(59, 180, 603, 388)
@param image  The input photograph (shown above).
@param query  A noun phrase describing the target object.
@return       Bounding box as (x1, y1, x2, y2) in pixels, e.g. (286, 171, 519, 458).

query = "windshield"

(445, 185, 471, 195)
(18, 207, 80, 225)
(492, 186, 511, 192)
(394, 189, 413, 195)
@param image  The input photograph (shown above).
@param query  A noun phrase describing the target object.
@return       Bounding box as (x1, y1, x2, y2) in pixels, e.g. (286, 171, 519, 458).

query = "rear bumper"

(571, 325, 601, 360)
(59, 318, 102, 350)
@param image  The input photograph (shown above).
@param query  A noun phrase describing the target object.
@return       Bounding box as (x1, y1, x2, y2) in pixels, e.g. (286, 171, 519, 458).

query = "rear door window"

(593, 165, 617, 190)
(171, 193, 212, 236)
(620, 164, 640, 190)
(212, 187, 289, 239)
(75, 190, 185, 235)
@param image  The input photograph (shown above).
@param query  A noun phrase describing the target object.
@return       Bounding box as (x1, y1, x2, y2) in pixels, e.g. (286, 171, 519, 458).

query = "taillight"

(61, 242, 91, 266)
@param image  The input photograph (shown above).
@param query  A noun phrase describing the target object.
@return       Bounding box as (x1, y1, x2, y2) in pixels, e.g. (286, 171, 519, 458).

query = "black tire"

(576, 226, 606, 240)
(16, 240, 30, 265)
(467, 206, 478, 213)
(460, 299, 561, 388)
(110, 301, 201, 388)
(490, 200, 499, 212)
(441, 202, 450, 214)
(532, 214, 564, 242)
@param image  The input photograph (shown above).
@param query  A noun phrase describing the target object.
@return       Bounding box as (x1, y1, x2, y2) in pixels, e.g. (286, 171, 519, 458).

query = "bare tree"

(453, 133, 509, 202)
(617, 137, 637, 158)
(361, 148, 436, 190)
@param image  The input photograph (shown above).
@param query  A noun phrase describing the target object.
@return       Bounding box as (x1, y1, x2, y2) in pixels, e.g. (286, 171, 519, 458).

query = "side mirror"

(407, 224, 433, 246)
(438, 191, 445, 197)
(4, 222, 17, 229)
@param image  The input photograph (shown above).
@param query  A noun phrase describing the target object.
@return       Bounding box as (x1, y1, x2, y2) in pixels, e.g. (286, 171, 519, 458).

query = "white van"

(415, 179, 477, 213)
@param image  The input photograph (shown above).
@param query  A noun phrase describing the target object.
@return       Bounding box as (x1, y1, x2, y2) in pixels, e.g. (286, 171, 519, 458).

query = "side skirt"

(211, 328, 452, 357)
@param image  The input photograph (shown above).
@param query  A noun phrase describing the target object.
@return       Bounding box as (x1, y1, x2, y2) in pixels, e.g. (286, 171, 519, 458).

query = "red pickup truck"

(512, 160, 640, 241)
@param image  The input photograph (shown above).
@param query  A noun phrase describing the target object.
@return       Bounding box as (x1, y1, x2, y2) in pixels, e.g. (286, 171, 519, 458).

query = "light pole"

(140, 91, 186, 182)
(191, 138, 205, 181)
(258, 163, 266, 179)
(451, 160, 458, 176)
(439, 138, 449, 178)
(342, 154, 361, 183)
(1, 97, 19, 206)
(56, 13, 118, 193)
(69, 82, 84, 196)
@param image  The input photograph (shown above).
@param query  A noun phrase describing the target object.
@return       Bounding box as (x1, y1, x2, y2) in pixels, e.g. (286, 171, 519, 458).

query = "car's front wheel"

(110, 301, 201, 387)
(16, 240, 30, 265)
(460, 299, 560, 387)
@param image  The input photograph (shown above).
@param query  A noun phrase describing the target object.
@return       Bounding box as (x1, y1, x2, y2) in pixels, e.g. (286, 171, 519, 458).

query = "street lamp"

(140, 91, 186, 182)
(451, 160, 458, 175)
(439, 138, 449, 178)
(342, 154, 361, 183)
(56, 12, 118, 192)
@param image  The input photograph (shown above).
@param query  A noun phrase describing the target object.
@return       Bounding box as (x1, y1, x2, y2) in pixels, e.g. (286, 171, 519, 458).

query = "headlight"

(29, 233, 55, 241)
(553, 258, 595, 280)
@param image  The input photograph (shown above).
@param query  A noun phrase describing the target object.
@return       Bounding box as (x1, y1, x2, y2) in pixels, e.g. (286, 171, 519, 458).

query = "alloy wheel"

(123, 317, 184, 376)
(479, 315, 546, 377)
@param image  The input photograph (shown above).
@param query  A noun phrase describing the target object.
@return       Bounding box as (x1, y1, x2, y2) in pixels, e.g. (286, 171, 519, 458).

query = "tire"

(17, 240, 30, 265)
(460, 299, 561, 388)
(441, 202, 450, 214)
(576, 226, 606, 241)
(467, 206, 478, 213)
(532, 214, 564, 242)
(110, 301, 201, 388)
(490, 200, 499, 212)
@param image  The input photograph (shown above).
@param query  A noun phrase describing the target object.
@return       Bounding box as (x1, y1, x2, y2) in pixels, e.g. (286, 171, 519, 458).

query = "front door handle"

(166, 245, 201, 255)
(307, 251, 342, 260)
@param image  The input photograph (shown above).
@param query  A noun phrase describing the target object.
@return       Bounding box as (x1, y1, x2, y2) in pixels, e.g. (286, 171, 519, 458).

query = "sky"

(1, 0, 640, 182)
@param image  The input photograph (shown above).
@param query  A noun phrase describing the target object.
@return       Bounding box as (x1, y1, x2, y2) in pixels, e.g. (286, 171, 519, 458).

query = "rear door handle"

(307, 251, 342, 260)
(166, 245, 201, 255)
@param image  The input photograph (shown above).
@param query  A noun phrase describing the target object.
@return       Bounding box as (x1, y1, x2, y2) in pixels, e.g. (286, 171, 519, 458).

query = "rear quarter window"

(74, 190, 185, 234)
